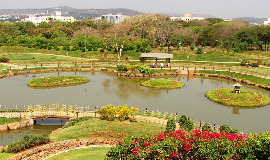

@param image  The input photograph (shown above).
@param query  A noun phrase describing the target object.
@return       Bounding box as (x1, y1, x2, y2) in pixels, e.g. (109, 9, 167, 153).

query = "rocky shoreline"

(0, 67, 269, 91)
(0, 119, 33, 132)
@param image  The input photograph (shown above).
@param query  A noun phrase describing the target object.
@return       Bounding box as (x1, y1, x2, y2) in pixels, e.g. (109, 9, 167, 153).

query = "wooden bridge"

(0, 104, 97, 119)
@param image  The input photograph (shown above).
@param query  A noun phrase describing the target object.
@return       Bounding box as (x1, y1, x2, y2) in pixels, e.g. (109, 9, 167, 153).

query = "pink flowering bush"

(106, 129, 270, 159)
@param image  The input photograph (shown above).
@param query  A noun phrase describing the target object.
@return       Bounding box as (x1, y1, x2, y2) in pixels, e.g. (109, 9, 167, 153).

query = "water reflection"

(0, 72, 270, 133)
(102, 77, 162, 100)
(0, 119, 66, 146)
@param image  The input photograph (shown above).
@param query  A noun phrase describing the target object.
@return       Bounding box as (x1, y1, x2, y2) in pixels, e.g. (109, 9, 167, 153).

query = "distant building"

(170, 14, 204, 22)
(264, 18, 270, 25)
(98, 13, 126, 24)
(23, 11, 75, 25)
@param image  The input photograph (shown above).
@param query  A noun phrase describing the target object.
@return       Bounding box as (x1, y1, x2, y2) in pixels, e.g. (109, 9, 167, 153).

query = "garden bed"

(26, 76, 90, 88)
(205, 88, 270, 107)
(141, 79, 185, 89)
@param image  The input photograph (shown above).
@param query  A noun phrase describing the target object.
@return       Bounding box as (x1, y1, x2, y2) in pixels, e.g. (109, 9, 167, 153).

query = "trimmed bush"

(139, 65, 150, 74)
(165, 118, 176, 133)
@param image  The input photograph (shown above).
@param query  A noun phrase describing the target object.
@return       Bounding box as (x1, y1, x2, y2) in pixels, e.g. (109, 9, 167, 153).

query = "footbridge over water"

(0, 104, 98, 120)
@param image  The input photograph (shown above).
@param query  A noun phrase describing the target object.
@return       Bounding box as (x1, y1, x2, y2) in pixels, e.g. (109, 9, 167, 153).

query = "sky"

(0, 0, 269, 19)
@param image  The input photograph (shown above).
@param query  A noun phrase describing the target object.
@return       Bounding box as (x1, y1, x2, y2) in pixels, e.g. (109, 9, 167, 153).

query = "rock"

(136, 74, 143, 77)
(129, 72, 135, 77)
(0, 124, 7, 131)
(7, 122, 19, 130)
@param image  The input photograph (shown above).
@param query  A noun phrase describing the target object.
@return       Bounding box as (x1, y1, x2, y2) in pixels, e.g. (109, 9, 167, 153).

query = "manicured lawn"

(0, 153, 14, 159)
(50, 117, 165, 142)
(47, 147, 110, 160)
(206, 88, 270, 107)
(0, 118, 22, 125)
(141, 79, 185, 89)
(27, 76, 90, 88)
(196, 70, 270, 86)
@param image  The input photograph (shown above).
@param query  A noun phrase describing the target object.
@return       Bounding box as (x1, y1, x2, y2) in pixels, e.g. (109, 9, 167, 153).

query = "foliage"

(0, 57, 10, 63)
(63, 117, 92, 128)
(219, 124, 230, 133)
(106, 130, 270, 160)
(98, 105, 139, 121)
(126, 65, 140, 71)
(141, 79, 185, 89)
(0, 118, 22, 125)
(98, 105, 117, 121)
(165, 118, 176, 133)
(177, 115, 194, 131)
(26, 76, 90, 88)
(202, 123, 213, 132)
(2, 134, 50, 153)
(197, 47, 203, 54)
(138, 65, 150, 74)
(117, 64, 128, 72)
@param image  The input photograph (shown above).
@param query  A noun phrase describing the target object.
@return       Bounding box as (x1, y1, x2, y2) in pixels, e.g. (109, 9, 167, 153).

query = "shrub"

(106, 130, 261, 160)
(190, 45, 195, 51)
(3, 134, 50, 153)
(197, 47, 203, 54)
(139, 65, 150, 74)
(100, 48, 105, 52)
(117, 105, 131, 121)
(177, 115, 193, 131)
(98, 105, 117, 121)
(202, 123, 213, 132)
(117, 64, 128, 72)
(219, 124, 230, 133)
(165, 118, 176, 133)
(145, 48, 152, 53)
(126, 65, 140, 71)
(0, 57, 10, 63)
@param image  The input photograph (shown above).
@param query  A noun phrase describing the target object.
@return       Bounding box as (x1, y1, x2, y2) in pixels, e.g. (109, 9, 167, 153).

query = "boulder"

(7, 122, 19, 130)
(0, 124, 7, 131)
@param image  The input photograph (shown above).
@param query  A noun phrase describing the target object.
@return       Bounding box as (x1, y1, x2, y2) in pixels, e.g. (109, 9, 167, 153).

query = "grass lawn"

(196, 70, 270, 86)
(46, 147, 110, 160)
(0, 118, 22, 125)
(26, 76, 90, 88)
(0, 153, 14, 159)
(141, 79, 185, 89)
(206, 88, 270, 107)
(50, 117, 165, 142)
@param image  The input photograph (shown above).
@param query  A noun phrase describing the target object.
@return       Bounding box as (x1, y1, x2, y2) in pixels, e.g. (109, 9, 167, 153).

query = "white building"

(23, 11, 75, 25)
(99, 13, 126, 24)
(170, 14, 205, 22)
(264, 18, 270, 25)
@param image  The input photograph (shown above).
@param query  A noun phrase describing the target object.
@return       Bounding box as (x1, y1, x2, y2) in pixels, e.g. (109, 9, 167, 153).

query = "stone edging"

(7, 138, 117, 160)
(0, 119, 33, 132)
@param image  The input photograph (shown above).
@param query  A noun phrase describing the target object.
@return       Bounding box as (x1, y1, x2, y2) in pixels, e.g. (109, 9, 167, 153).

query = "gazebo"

(233, 83, 242, 93)
(140, 53, 173, 68)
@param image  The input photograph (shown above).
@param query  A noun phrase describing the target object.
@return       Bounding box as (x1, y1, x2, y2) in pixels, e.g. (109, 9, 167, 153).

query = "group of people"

(152, 62, 170, 69)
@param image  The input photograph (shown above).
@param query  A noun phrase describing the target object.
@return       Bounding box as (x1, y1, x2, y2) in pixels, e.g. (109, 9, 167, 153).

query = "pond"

(0, 71, 270, 134)
(0, 119, 67, 146)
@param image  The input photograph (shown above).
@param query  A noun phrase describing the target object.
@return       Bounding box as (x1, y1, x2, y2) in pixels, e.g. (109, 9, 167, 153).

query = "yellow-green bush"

(126, 65, 140, 71)
(98, 105, 139, 121)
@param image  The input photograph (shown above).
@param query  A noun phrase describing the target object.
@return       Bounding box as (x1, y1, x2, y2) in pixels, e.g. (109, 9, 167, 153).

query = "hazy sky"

(1, 0, 269, 19)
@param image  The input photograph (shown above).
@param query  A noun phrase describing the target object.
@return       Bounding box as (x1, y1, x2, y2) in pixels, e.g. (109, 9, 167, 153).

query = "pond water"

(0, 119, 67, 146)
(0, 71, 270, 134)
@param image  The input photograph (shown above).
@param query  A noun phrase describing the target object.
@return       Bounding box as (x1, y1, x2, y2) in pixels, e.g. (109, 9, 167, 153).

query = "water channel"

(0, 71, 270, 145)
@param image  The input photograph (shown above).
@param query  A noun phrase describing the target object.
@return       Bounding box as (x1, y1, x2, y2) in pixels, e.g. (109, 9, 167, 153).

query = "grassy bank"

(141, 79, 185, 89)
(50, 117, 165, 142)
(26, 76, 90, 88)
(196, 70, 270, 86)
(206, 88, 270, 107)
(47, 147, 110, 160)
(0, 118, 22, 125)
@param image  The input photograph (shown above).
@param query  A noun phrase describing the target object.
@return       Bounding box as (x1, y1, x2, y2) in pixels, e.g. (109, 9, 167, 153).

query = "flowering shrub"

(106, 129, 270, 159)
(0, 57, 10, 63)
(98, 105, 139, 121)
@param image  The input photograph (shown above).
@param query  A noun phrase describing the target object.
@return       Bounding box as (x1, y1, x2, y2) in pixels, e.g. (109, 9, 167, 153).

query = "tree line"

(0, 14, 269, 54)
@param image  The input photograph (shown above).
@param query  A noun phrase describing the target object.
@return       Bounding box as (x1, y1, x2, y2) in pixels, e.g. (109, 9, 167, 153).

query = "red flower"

(170, 152, 179, 158)
(143, 142, 149, 147)
(184, 147, 190, 152)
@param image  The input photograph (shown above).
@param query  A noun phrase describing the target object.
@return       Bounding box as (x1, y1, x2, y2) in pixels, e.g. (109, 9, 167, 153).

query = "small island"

(206, 88, 270, 107)
(141, 79, 185, 89)
(27, 76, 90, 88)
